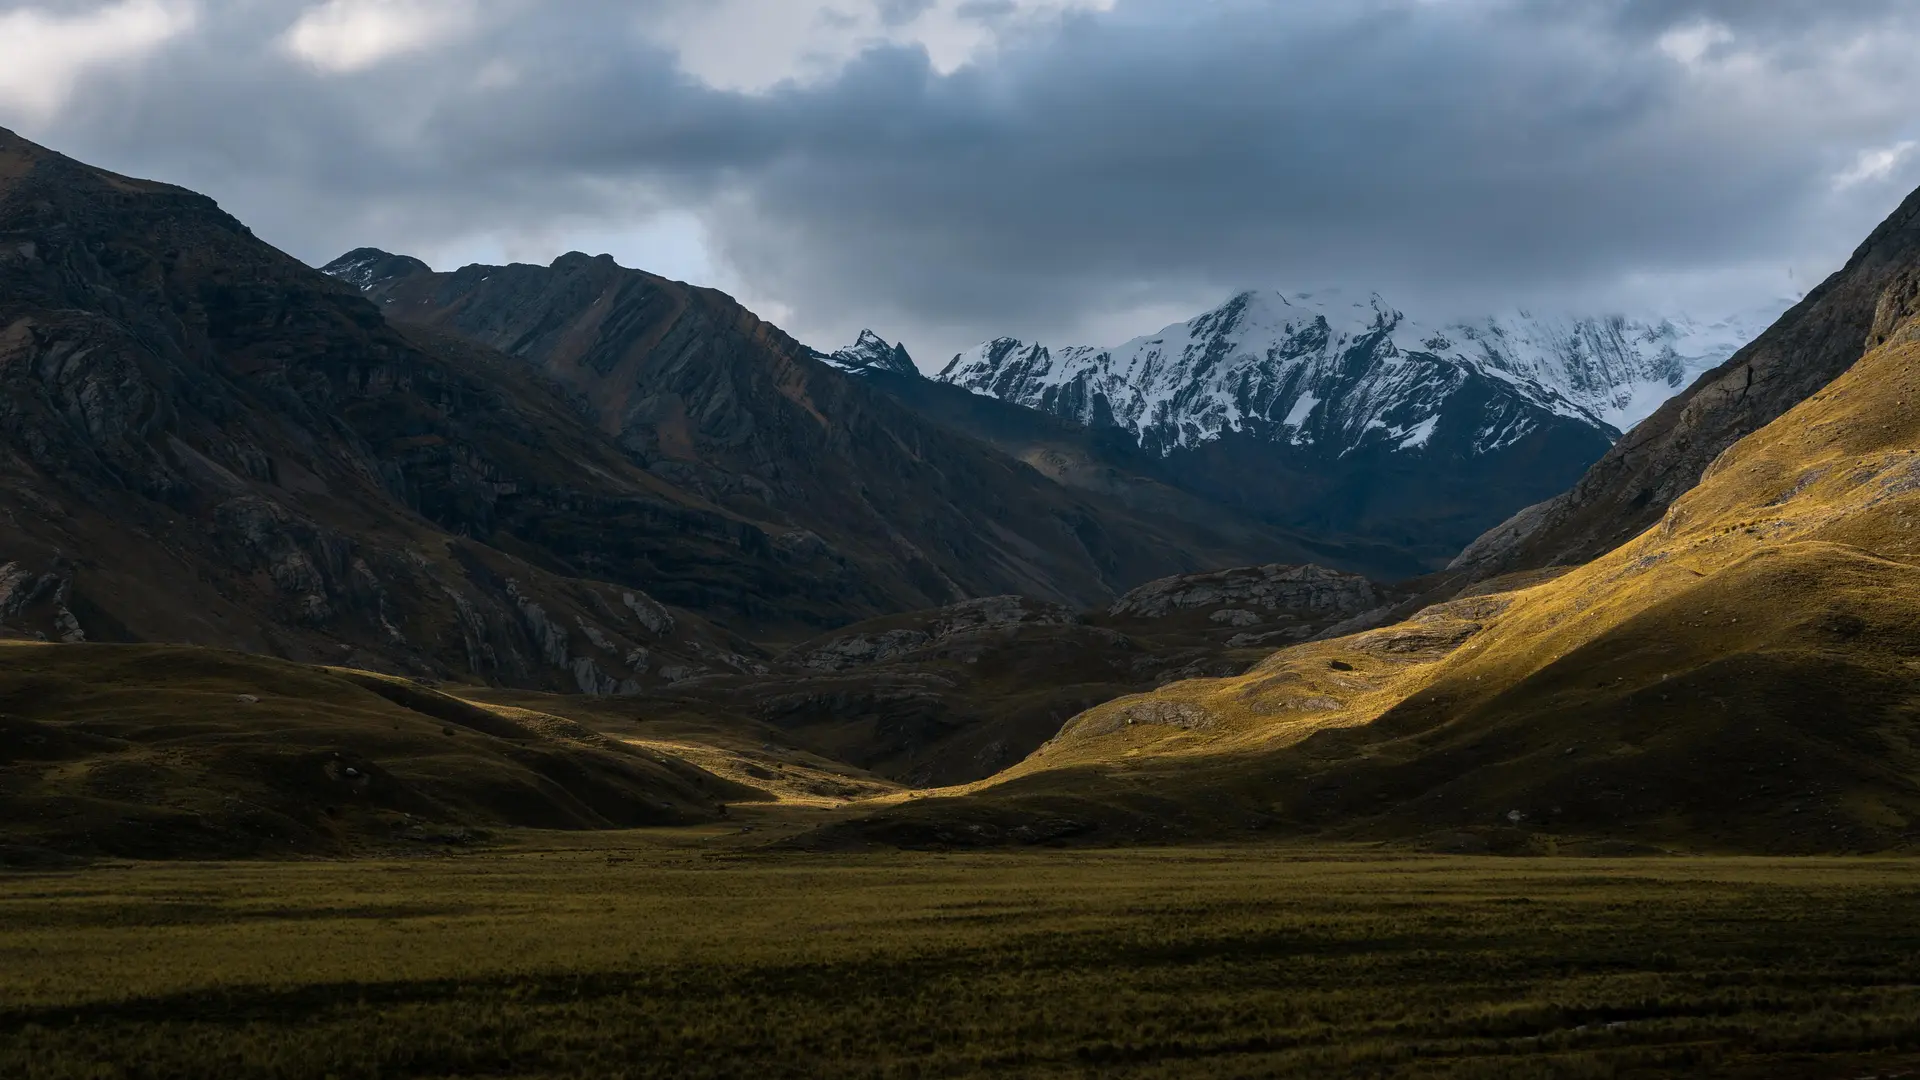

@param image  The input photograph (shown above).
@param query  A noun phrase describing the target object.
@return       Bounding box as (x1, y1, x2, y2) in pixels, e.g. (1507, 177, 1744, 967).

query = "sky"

(2, 0, 1918, 368)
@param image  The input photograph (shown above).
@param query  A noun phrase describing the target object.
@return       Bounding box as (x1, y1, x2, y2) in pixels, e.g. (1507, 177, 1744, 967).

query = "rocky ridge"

(0, 129, 777, 690)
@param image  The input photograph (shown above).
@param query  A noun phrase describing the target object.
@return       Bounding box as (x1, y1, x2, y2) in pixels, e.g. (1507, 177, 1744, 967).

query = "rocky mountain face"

(934, 292, 1771, 572)
(0, 128, 778, 693)
(1452, 182, 1920, 579)
(324, 248, 1325, 626)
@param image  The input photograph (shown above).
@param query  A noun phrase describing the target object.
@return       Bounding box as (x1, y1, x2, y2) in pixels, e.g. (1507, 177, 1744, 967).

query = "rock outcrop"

(1109, 564, 1380, 621)
(792, 595, 1080, 672)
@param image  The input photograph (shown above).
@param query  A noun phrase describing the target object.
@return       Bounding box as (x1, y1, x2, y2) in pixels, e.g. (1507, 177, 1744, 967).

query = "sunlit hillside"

(849, 320, 1920, 852)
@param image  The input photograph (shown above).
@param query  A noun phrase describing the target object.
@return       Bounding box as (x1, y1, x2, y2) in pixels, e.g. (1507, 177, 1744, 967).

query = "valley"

(4, 50, 1920, 1076)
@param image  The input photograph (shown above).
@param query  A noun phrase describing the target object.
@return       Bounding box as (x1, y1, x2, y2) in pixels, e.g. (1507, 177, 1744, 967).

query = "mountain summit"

(815, 330, 919, 376)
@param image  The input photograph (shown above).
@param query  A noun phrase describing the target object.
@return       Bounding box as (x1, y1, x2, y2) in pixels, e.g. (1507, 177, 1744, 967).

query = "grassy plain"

(6, 838, 1920, 1078)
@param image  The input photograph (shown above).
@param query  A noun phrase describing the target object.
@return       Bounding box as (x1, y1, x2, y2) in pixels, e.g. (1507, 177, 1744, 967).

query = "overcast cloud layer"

(3, 0, 1918, 365)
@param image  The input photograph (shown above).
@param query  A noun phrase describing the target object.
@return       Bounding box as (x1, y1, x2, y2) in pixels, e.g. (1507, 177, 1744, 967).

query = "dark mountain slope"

(326, 248, 1326, 615)
(1453, 181, 1920, 578)
(0, 126, 789, 688)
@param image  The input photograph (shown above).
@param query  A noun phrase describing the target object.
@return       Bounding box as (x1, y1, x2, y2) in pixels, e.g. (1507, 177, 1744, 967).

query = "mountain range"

(0, 125, 1338, 690)
(8, 121, 1920, 863)
(921, 291, 1780, 571)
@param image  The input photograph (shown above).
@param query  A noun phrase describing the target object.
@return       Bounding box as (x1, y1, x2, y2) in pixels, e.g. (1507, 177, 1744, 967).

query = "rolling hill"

(0, 641, 752, 862)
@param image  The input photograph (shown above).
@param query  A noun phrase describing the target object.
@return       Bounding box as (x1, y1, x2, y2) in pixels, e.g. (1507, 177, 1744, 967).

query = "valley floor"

(5, 835, 1920, 1078)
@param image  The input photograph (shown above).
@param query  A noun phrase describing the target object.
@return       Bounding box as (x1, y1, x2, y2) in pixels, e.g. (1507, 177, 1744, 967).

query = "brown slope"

(1452, 181, 1920, 578)
(332, 249, 1332, 618)
(0, 126, 783, 689)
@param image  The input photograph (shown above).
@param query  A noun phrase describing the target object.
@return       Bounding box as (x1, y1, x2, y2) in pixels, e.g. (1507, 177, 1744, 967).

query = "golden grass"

(1033, 338, 1920, 767)
(616, 736, 901, 806)
(4, 845, 1920, 1077)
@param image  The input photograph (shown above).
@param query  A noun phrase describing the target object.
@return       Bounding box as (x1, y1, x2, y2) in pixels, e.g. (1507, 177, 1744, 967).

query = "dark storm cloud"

(10, 0, 1920, 357)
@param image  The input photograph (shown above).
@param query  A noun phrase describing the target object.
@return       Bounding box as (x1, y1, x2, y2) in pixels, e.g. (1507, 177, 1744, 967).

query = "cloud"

(632, 0, 1113, 93)
(5, 0, 1919, 364)
(280, 0, 476, 73)
(1834, 140, 1918, 191)
(0, 0, 196, 118)
(1656, 19, 1733, 66)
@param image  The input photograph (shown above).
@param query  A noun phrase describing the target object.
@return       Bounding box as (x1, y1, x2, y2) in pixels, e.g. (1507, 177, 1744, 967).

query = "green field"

(5, 836, 1920, 1078)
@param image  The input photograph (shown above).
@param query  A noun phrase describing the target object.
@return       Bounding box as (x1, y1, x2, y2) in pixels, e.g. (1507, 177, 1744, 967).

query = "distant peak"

(319, 248, 432, 291)
(817, 329, 919, 378)
(553, 251, 620, 270)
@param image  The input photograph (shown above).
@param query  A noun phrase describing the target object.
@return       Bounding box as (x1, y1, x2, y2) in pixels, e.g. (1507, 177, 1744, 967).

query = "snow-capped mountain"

(936, 290, 1782, 459)
(815, 330, 919, 377)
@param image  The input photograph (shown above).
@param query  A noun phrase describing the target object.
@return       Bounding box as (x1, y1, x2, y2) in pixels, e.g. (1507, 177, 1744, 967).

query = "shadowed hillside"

(0, 642, 751, 863)
(0, 127, 799, 689)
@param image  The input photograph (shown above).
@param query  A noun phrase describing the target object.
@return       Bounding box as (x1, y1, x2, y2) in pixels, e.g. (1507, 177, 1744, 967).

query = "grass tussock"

(4, 847, 1920, 1078)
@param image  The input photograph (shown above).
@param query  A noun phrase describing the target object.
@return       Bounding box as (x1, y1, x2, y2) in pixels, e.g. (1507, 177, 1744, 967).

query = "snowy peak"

(938, 290, 1782, 459)
(816, 330, 920, 377)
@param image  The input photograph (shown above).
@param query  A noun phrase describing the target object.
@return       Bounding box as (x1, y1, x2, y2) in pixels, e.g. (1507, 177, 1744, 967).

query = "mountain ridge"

(936, 289, 1775, 455)
(321, 246, 1359, 614)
